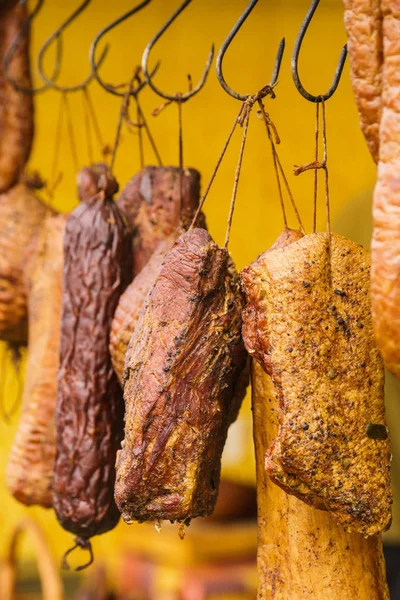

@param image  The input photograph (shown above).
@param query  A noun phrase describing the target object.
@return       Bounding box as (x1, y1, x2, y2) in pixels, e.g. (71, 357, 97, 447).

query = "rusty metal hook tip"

(216, 0, 285, 101)
(3, 0, 62, 94)
(141, 0, 214, 102)
(90, 0, 157, 97)
(37, 0, 106, 92)
(291, 0, 347, 102)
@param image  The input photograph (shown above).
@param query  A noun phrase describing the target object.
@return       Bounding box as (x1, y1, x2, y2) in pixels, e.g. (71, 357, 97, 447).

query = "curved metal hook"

(3, 0, 62, 94)
(90, 0, 158, 97)
(142, 0, 214, 102)
(37, 0, 108, 92)
(216, 0, 285, 101)
(291, 0, 347, 102)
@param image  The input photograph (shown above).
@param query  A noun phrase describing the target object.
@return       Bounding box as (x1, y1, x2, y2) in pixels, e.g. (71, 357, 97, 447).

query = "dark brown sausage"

(53, 172, 132, 567)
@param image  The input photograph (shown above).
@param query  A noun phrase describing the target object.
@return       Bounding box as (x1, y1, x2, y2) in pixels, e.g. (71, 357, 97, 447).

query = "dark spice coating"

(53, 188, 132, 539)
(115, 228, 248, 523)
(241, 232, 392, 536)
(117, 166, 205, 276)
(0, 0, 34, 192)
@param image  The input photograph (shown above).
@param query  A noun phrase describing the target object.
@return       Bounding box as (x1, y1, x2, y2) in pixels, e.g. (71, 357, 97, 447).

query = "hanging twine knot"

(237, 84, 277, 126)
(293, 157, 327, 176)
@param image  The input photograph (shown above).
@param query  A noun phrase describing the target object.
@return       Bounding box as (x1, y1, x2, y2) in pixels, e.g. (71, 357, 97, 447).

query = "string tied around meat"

(61, 536, 94, 572)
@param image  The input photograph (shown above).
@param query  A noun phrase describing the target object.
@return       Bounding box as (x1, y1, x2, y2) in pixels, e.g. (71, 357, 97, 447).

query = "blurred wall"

(1, 0, 396, 577)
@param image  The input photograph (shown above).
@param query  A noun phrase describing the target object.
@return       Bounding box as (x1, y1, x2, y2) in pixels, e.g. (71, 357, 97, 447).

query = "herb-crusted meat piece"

(241, 232, 392, 536)
(115, 228, 248, 524)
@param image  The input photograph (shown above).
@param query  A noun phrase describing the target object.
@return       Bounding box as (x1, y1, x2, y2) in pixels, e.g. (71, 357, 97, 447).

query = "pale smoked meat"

(110, 236, 175, 384)
(117, 166, 205, 276)
(241, 232, 392, 536)
(343, 0, 382, 162)
(252, 360, 389, 599)
(115, 228, 248, 524)
(0, 184, 49, 344)
(371, 2, 400, 379)
(6, 214, 65, 507)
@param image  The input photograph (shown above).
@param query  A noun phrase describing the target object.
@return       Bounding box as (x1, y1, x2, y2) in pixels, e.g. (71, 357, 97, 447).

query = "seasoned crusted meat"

(241, 232, 392, 536)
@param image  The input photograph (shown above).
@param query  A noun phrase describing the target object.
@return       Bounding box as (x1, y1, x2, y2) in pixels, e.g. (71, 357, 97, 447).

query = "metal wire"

(90, 0, 160, 97)
(3, 0, 62, 94)
(291, 0, 347, 103)
(141, 0, 214, 102)
(216, 0, 285, 101)
(37, 0, 108, 92)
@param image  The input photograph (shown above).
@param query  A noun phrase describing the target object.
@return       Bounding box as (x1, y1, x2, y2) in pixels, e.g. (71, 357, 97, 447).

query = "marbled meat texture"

(53, 186, 132, 539)
(115, 228, 248, 524)
(0, 183, 49, 344)
(241, 232, 392, 536)
(110, 235, 176, 384)
(371, 0, 400, 379)
(117, 166, 205, 276)
(343, 0, 383, 162)
(0, 0, 34, 191)
(6, 214, 66, 507)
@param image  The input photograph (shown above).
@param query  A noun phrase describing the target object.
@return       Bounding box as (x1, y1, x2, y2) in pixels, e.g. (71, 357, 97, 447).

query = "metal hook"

(3, 0, 62, 94)
(216, 0, 285, 102)
(37, 0, 108, 92)
(142, 0, 214, 103)
(90, 0, 159, 98)
(292, 0, 347, 102)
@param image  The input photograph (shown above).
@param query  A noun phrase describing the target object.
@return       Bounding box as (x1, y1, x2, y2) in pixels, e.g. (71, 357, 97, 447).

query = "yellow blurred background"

(1, 0, 399, 593)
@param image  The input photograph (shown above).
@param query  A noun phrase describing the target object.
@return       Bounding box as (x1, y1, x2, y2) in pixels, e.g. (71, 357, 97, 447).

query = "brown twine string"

(313, 101, 320, 233)
(81, 89, 93, 166)
(321, 99, 330, 235)
(294, 99, 330, 236)
(190, 104, 243, 229)
(83, 88, 110, 161)
(135, 100, 163, 166)
(63, 94, 79, 173)
(45, 93, 66, 202)
(257, 100, 304, 232)
(134, 97, 144, 169)
(224, 107, 251, 249)
(110, 72, 137, 173)
(177, 95, 184, 210)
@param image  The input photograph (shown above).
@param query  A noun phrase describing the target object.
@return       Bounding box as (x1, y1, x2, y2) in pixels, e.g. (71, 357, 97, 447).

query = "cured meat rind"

(115, 228, 248, 523)
(343, 0, 383, 162)
(371, 1, 400, 379)
(241, 232, 392, 536)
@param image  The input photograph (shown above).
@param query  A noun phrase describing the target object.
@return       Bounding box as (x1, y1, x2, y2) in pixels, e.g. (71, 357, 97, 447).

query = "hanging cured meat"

(6, 214, 66, 508)
(343, 0, 383, 162)
(115, 228, 248, 525)
(241, 231, 392, 536)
